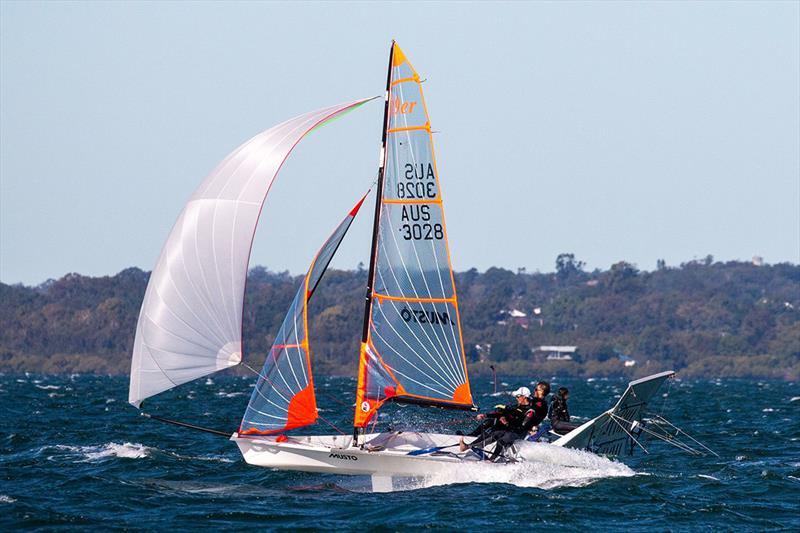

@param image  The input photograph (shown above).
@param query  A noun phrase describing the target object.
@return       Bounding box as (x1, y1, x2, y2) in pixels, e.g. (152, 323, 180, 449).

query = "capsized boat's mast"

(354, 41, 395, 443)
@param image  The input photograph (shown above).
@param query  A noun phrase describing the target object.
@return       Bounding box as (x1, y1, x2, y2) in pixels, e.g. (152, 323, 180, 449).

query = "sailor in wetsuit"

(527, 381, 550, 431)
(459, 382, 550, 461)
(549, 387, 580, 434)
(460, 386, 531, 439)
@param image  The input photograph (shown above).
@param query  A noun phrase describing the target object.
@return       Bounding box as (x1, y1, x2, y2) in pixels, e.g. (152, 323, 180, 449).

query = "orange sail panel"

(240, 193, 367, 435)
(354, 43, 474, 428)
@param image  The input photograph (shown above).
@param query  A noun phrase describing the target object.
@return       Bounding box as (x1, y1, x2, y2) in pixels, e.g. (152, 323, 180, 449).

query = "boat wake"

(399, 443, 635, 491)
(37, 442, 236, 464)
(45, 442, 152, 461)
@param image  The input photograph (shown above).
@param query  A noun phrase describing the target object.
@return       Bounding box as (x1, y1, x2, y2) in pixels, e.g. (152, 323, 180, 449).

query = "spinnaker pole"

(354, 41, 395, 442)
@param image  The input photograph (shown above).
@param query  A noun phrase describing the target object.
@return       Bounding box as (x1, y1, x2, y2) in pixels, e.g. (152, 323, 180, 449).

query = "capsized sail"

(128, 98, 375, 408)
(554, 371, 676, 456)
(354, 43, 474, 428)
(239, 193, 368, 435)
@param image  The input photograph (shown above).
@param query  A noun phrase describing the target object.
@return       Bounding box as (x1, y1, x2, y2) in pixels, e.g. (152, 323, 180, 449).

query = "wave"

(0, 495, 17, 504)
(400, 443, 634, 491)
(44, 442, 152, 461)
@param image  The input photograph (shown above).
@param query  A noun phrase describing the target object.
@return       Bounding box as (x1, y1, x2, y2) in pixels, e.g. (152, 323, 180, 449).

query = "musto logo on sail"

(400, 307, 455, 326)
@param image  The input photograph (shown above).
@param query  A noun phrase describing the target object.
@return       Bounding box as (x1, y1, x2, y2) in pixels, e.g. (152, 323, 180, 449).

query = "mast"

(354, 42, 395, 441)
(360, 41, 395, 343)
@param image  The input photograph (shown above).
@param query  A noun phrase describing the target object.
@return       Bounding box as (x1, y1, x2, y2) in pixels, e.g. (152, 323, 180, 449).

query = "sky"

(1, 1, 798, 286)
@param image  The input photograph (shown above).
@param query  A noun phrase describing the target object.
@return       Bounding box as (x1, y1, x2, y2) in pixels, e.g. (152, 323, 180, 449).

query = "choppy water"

(1, 374, 798, 530)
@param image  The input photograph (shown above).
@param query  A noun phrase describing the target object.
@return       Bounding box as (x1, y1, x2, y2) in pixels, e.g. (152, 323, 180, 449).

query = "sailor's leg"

(488, 431, 518, 461)
(466, 419, 494, 437)
(552, 420, 580, 435)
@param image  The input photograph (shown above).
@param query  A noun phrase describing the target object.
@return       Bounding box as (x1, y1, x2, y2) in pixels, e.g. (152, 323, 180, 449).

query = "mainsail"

(128, 98, 374, 407)
(239, 194, 368, 435)
(354, 43, 474, 428)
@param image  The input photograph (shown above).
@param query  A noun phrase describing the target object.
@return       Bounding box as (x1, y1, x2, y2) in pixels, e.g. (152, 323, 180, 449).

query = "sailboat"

(129, 42, 694, 490)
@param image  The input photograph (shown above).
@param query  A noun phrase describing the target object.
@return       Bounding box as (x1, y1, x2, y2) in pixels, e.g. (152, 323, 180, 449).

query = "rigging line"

(141, 413, 231, 438)
(635, 424, 702, 456)
(378, 213, 462, 387)
(627, 420, 702, 455)
(317, 390, 353, 408)
(652, 415, 719, 457)
(374, 264, 461, 388)
(318, 413, 346, 435)
(608, 414, 649, 454)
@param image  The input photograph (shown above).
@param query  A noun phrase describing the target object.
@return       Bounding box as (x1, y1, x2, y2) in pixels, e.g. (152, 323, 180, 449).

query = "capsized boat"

(129, 42, 707, 491)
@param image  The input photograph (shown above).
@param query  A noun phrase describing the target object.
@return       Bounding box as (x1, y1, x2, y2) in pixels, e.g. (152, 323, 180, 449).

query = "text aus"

(396, 162, 437, 200)
(398, 204, 443, 241)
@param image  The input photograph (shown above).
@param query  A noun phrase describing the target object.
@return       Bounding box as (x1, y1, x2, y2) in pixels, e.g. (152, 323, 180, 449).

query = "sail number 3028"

(399, 223, 443, 241)
(396, 163, 437, 199)
(398, 204, 443, 241)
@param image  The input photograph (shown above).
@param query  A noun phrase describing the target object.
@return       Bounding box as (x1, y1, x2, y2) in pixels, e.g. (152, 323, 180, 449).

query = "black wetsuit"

(527, 396, 549, 428)
(548, 395, 579, 434)
(465, 404, 517, 437)
(469, 400, 546, 460)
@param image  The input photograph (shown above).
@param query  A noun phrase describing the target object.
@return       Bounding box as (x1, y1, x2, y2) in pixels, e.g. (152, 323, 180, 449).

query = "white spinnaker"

(129, 98, 373, 407)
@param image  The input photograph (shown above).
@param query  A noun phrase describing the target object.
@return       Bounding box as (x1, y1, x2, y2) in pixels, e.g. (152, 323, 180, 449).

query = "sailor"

(459, 386, 531, 439)
(525, 381, 550, 432)
(549, 386, 580, 434)
(459, 384, 548, 461)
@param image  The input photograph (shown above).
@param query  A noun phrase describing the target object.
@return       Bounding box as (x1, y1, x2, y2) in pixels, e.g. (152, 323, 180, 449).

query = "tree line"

(1, 256, 797, 379)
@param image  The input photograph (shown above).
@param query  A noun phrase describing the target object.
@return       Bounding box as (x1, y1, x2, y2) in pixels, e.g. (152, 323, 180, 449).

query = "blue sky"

(1, 1, 798, 285)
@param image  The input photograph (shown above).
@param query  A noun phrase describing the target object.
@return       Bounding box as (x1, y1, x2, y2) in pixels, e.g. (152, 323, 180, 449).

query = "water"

(2, 374, 798, 530)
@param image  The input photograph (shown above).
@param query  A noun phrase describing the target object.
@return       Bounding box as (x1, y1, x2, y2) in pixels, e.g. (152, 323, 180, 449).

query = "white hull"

(232, 431, 473, 478)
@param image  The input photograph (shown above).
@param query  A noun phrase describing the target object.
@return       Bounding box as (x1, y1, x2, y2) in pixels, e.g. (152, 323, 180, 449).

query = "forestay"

(128, 98, 374, 407)
(239, 194, 368, 435)
(354, 43, 473, 428)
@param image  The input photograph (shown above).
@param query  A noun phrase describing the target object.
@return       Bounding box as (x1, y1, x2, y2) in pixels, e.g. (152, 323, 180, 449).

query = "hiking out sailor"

(459, 386, 531, 438)
(549, 386, 580, 435)
(459, 384, 549, 461)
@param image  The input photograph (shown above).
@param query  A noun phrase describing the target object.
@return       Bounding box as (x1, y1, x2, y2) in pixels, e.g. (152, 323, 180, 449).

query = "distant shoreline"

(3, 260, 798, 382)
(1, 355, 796, 381)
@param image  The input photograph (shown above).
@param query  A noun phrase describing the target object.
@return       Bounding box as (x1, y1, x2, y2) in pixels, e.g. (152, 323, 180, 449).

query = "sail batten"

(354, 43, 473, 428)
(128, 98, 374, 408)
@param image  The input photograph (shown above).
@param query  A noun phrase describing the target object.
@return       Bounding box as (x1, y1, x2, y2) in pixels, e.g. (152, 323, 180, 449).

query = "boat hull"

(232, 431, 467, 477)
